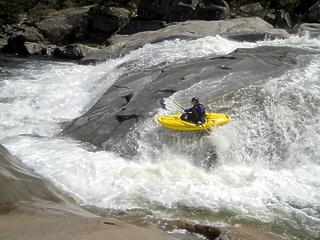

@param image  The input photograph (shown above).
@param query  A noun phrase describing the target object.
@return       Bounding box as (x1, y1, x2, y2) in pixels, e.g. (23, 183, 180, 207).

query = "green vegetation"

(229, 0, 313, 13)
(0, 0, 98, 29)
(0, 0, 24, 27)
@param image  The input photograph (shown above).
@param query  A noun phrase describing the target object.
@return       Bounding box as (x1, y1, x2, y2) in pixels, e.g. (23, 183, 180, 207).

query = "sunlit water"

(1, 35, 320, 239)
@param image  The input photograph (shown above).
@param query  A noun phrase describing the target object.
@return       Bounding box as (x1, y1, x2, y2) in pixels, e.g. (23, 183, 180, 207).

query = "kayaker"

(180, 97, 206, 124)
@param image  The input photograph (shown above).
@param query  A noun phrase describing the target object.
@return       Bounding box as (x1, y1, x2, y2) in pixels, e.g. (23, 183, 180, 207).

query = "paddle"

(173, 100, 211, 134)
(173, 99, 184, 111)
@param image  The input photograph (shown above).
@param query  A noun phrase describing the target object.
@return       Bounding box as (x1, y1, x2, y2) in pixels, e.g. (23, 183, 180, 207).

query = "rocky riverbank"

(1, 143, 288, 240)
(0, 143, 172, 240)
(0, 0, 319, 60)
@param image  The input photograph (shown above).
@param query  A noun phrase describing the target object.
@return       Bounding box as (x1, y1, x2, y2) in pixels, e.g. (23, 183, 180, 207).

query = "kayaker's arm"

(185, 107, 192, 113)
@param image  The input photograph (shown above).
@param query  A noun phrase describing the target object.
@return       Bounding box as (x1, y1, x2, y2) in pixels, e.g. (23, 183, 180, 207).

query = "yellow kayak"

(157, 113, 230, 130)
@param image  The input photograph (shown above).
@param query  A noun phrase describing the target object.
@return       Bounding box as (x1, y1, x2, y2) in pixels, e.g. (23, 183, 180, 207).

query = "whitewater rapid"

(1, 35, 320, 239)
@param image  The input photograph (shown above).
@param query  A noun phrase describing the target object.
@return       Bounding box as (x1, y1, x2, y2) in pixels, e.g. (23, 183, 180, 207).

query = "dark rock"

(274, 9, 292, 29)
(1, 2, 299, 59)
(165, 219, 287, 239)
(36, 6, 91, 44)
(263, 12, 277, 26)
(137, 0, 229, 21)
(89, 5, 134, 33)
(302, 0, 320, 23)
(190, 0, 229, 20)
(4, 26, 45, 54)
(169, 0, 199, 21)
(137, 0, 173, 20)
(194, 224, 222, 239)
(167, 220, 232, 239)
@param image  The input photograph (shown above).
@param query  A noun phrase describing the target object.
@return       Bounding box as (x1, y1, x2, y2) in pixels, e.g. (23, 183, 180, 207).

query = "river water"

(1, 35, 320, 239)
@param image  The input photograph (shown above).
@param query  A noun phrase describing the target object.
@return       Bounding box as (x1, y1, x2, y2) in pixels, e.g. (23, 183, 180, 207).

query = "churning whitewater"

(1, 35, 320, 239)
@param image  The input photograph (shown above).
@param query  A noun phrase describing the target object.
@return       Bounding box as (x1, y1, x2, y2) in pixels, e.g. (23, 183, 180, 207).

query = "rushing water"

(1, 35, 320, 239)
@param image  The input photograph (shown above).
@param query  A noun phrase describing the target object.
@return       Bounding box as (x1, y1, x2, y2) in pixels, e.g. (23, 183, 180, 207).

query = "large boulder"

(89, 5, 135, 33)
(67, 18, 293, 152)
(273, 9, 300, 29)
(4, 25, 45, 54)
(191, 0, 229, 20)
(36, 6, 90, 44)
(137, 0, 229, 21)
(63, 46, 317, 155)
(2, 6, 92, 55)
(80, 17, 290, 64)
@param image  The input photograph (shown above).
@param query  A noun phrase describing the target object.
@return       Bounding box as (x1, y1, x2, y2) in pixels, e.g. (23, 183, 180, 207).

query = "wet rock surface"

(62, 46, 317, 155)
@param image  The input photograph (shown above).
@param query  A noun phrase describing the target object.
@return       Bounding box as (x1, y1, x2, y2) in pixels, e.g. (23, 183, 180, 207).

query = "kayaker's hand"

(197, 121, 201, 125)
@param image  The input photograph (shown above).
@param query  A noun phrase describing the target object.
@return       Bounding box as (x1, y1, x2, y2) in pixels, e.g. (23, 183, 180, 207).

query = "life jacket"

(192, 104, 206, 119)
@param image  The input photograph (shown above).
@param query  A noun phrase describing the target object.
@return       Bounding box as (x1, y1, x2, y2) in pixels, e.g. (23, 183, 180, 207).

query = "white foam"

(1, 35, 320, 239)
